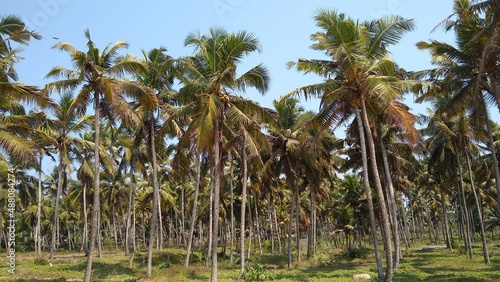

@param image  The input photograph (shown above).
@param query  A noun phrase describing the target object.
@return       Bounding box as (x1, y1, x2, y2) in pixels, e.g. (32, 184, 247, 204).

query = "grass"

(0, 241, 500, 281)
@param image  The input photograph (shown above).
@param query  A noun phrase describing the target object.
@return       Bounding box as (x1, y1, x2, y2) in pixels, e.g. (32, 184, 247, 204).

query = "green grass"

(0, 241, 500, 281)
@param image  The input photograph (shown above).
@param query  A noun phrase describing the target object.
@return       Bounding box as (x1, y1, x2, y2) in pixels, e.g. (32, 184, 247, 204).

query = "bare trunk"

(355, 108, 384, 280)
(147, 112, 160, 277)
(254, 191, 263, 256)
(84, 93, 101, 282)
(210, 117, 222, 282)
(267, 194, 275, 256)
(50, 156, 64, 260)
(295, 184, 300, 264)
(229, 160, 235, 264)
(125, 167, 135, 256)
(465, 152, 490, 263)
(378, 137, 401, 269)
(239, 137, 248, 276)
(185, 151, 201, 267)
(360, 100, 393, 282)
(439, 187, 452, 250)
(455, 155, 473, 259)
(36, 153, 43, 259)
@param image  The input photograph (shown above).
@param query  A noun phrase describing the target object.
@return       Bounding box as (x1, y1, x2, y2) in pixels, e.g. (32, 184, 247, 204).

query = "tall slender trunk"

(36, 153, 43, 259)
(274, 205, 282, 253)
(295, 184, 301, 264)
(229, 159, 235, 263)
(253, 191, 263, 256)
(206, 172, 214, 267)
(126, 167, 135, 267)
(465, 152, 490, 263)
(84, 93, 101, 282)
(50, 154, 65, 260)
(439, 186, 452, 250)
(112, 206, 118, 251)
(267, 194, 275, 256)
(239, 137, 248, 276)
(355, 108, 384, 280)
(378, 137, 401, 269)
(455, 154, 473, 259)
(210, 117, 222, 282)
(157, 195, 163, 250)
(185, 151, 201, 267)
(82, 181, 88, 255)
(287, 188, 293, 269)
(360, 99, 393, 282)
(181, 183, 186, 247)
(147, 112, 160, 277)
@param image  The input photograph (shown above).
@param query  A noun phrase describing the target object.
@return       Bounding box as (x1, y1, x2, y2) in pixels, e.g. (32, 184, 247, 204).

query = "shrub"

(244, 261, 276, 281)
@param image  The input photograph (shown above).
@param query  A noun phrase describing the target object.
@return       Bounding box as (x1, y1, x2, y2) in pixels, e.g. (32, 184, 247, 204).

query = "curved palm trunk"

(50, 155, 65, 260)
(360, 99, 393, 281)
(147, 112, 160, 277)
(84, 93, 101, 282)
(239, 136, 248, 276)
(465, 152, 490, 263)
(355, 108, 384, 280)
(210, 117, 222, 282)
(378, 137, 401, 269)
(185, 150, 201, 267)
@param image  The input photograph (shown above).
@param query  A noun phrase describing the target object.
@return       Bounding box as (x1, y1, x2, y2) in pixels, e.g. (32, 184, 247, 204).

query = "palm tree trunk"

(36, 153, 43, 259)
(378, 137, 401, 269)
(267, 194, 275, 256)
(239, 137, 248, 276)
(253, 191, 263, 256)
(157, 195, 163, 250)
(360, 99, 393, 282)
(295, 184, 301, 264)
(229, 159, 235, 264)
(439, 186, 452, 250)
(50, 157, 65, 260)
(274, 205, 282, 253)
(147, 112, 160, 277)
(181, 183, 186, 247)
(84, 93, 101, 282)
(185, 150, 201, 267)
(206, 174, 213, 267)
(455, 155, 473, 259)
(287, 190, 293, 269)
(125, 167, 135, 256)
(355, 108, 384, 280)
(465, 152, 490, 263)
(210, 116, 222, 282)
(112, 206, 118, 251)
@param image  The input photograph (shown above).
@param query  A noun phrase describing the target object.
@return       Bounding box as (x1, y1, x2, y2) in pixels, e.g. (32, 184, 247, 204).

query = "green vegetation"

(1, 1, 500, 281)
(1, 241, 500, 281)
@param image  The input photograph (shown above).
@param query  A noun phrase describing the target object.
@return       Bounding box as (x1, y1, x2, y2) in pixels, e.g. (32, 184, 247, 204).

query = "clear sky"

(4, 0, 460, 114)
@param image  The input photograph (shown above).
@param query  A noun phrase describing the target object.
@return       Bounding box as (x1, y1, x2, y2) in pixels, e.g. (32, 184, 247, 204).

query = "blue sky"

(4, 0, 459, 115)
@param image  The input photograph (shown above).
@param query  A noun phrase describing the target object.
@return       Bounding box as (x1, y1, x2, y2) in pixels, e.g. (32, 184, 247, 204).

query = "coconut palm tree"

(287, 9, 417, 281)
(43, 29, 152, 282)
(47, 92, 92, 260)
(178, 27, 270, 281)
(416, 0, 500, 217)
